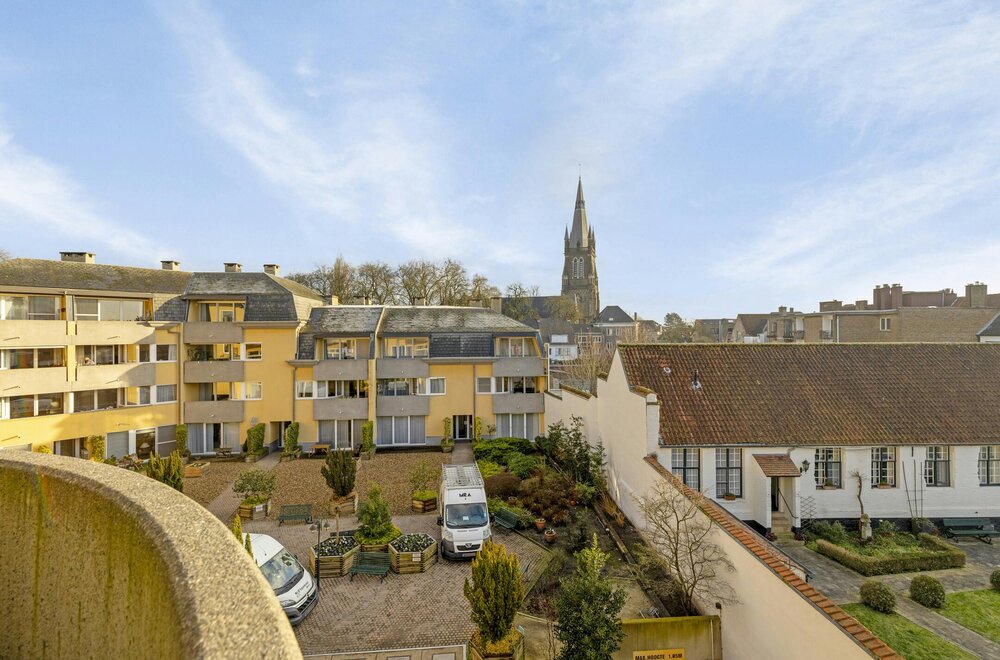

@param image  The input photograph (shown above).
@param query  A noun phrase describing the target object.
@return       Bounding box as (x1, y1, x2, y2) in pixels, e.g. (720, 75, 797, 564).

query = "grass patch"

(841, 603, 977, 660)
(939, 590, 1000, 644)
(811, 533, 965, 575)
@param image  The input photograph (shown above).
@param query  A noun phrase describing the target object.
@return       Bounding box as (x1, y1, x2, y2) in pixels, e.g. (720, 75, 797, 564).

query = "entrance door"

(453, 415, 472, 440)
(771, 477, 780, 512)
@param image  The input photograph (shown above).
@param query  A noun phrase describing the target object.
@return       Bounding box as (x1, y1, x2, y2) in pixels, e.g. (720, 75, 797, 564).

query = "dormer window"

(196, 301, 245, 322)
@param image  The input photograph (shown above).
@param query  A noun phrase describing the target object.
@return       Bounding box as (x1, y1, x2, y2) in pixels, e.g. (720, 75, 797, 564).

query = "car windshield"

(260, 549, 304, 595)
(446, 502, 488, 529)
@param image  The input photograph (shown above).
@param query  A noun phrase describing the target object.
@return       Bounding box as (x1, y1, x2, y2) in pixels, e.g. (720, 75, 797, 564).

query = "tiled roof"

(978, 311, 1000, 338)
(304, 306, 383, 336)
(644, 457, 900, 660)
(380, 306, 536, 334)
(0, 258, 190, 293)
(183, 272, 322, 299)
(753, 454, 802, 477)
(594, 305, 632, 324)
(619, 343, 1000, 446)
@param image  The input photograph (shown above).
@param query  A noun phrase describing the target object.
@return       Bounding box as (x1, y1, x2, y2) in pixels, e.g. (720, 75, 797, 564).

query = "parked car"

(250, 533, 317, 626)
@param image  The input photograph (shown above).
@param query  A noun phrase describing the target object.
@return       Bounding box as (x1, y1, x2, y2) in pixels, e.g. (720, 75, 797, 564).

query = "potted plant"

(360, 421, 375, 460)
(184, 460, 211, 478)
(534, 517, 546, 532)
(281, 422, 301, 461)
(464, 541, 525, 660)
(243, 423, 267, 463)
(321, 449, 358, 515)
(544, 528, 557, 544)
(410, 460, 438, 512)
(723, 492, 737, 501)
(441, 437, 455, 454)
(388, 533, 438, 574)
(233, 468, 277, 520)
(441, 417, 454, 453)
(354, 484, 401, 551)
(309, 534, 360, 577)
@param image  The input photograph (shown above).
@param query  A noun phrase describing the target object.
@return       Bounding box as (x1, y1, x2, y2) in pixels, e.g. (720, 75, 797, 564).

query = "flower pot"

(411, 495, 437, 513)
(723, 494, 736, 501)
(534, 518, 546, 532)
(389, 534, 438, 574)
(184, 461, 210, 478)
(469, 630, 524, 660)
(238, 499, 271, 520)
(544, 529, 557, 544)
(309, 537, 360, 577)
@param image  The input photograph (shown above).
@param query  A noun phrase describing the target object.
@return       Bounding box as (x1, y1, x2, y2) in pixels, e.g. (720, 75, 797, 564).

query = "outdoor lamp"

(800, 459, 810, 474)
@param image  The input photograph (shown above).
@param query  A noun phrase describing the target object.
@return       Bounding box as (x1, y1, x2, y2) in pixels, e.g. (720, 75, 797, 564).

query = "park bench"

(311, 443, 331, 457)
(943, 518, 1000, 544)
(494, 507, 521, 531)
(277, 504, 313, 526)
(348, 552, 391, 582)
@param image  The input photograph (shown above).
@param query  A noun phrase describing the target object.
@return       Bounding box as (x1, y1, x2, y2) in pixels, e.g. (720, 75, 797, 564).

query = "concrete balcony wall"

(184, 360, 245, 383)
(74, 321, 156, 346)
(492, 392, 545, 414)
(0, 451, 300, 660)
(314, 358, 369, 381)
(492, 357, 545, 377)
(184, 399, 245, 423)
(0, 320, 70, 347)
(74, 362, 156, 389)
(376, 394, 430, 417)
(0, 366, 69, 397)
(375, 358, 429, 379)
(313, 397, 369, 420)
(183, 322, 243, 344)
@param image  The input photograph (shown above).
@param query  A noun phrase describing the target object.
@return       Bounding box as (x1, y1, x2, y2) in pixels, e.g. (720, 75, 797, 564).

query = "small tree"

(443, 416, 453, 441)
(464, 540, 524, 645)
(356, 484, 396, 544)
(410, 460, 436, 497)
(233, 468, 277, 505)
(145, 451, 185, 492)
(321, 450, 357, 498)
(231, 513, 243, 541)
(474, 416, 484, 441)
(361, 421, 375, 456)
(636, 480, 736, 614)
(244, 532, 254, 561)
(85, 435, 106, 462)
(175, 424, 189, 457)
(555, 535, 626, 660)
(282, 422, 300, 458)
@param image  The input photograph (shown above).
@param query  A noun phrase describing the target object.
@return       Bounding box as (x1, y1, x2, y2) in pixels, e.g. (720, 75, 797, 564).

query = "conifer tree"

(463, 541, 523, 645)
(555, 535, 626, 659)
(232, 513, 243, 542)
(244, 533, 254, 561)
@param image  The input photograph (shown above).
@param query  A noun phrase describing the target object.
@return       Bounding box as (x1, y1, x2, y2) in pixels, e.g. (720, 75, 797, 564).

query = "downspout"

(835, 315, 840, 343)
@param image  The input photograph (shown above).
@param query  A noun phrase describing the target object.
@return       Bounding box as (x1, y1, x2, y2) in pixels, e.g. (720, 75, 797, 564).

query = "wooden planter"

(359, 541, 390, 552)
(389, 539, 438, 574)
(469, 631, 524, 660)
(309, 543, 359, 578)
(330, 492, 358, 516)
(184, 461, 210, 478)
(238, 499, 271, 520)
(411, 496, 437, 513)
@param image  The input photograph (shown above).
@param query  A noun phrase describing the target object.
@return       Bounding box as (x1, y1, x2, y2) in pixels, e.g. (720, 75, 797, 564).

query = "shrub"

(487, 497, 533, 527)
(145, 451, 184, 492)
(991, 569, 1000, 591)
(85, 435, 106, 462)
(485, 472, 521, 499)
(409, 460, 436, 494)
(175, 424, 189, 457)
(807, 520, 849, 544)
(535, 549, 568, 594)
(464, 540, 524, 644)
(443, 416, 453, 440)
(282, 422, 300, 458)
(477, 460, 503, 479)
(473, 437, 533, 464)
(244, 532, 254, 560)
(506, 453, 540, 478)
(231, 513, 243, 541)
(245, 422, 266, 456)
(474, 416, 484, 440)
(860, 580, 896, 613)
(910, 575, 945, 608)
(233, 468, 277, 505)
(555, 536, 626, 660)
(321, 450, 357, 498)
(413, 489, 437, 502)
(361, 421, 375, 455)
(814, 534, 965, 576)
(575, 482, 596, 505)
(539, 417, 604, 485)
(875, 519, 899, 537)
(520, 471, 576, 525)
(356, 484, 399, 545)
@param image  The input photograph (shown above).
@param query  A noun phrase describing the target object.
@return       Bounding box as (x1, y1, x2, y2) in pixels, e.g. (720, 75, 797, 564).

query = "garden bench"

(278, 504, 313, 526)
(494, 507, 521, 531)
(348, 552, 391, 582)
(943, 518, 1000, 544)
(311, 443, 332, 457)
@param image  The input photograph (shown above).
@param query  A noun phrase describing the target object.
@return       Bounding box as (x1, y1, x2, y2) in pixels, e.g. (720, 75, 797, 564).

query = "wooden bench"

(278, 504, 313, 526)
(348, 552, 391, 582)
(494, 507, 521, 531)
(311, 443, 332, 457)
(943, 518, 1000, 544)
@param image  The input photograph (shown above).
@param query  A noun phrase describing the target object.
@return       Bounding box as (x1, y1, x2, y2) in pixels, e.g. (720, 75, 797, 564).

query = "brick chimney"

(224, 262, 242, 273)
(855, 299, 868, 310)
(490, 296, 503, 314)
(966, 282, 988, 308)
(890, 283, 903, 309)
(60, 251, 95, 264)
(263, 264, 280, 276)
(160, 260, 181, 271)
(778, 306, 787, 314)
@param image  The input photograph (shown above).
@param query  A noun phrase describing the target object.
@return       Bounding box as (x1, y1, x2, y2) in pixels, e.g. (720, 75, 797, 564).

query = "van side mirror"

(437, 516, 443, 527)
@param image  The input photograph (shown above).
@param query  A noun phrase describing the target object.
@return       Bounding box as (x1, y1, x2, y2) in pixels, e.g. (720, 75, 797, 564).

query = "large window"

(376, 416, 426, 446)
(324, 339, 356, 360)
(494, 413, 539, 440)
(78, 345, 127, 366)
(0, 347, 64, 369)
(3, 393, 64, 418)
(75, 297, 146, 321)
(925, 446, 951, 487)
(0, 295, 59, 320)
(715, 448, 742, 498)
(317, 380, 368, 399)
(672, 448, 700, 490)
(187, 343, 255, 362)
(155, 384, 177, 403)
(383, 337, 429, 358)
(871, 447, 896, 487)
(376, 378, 419, 396)
(319, 420, 355, 450)
(493, 377, 537, 394)
(135, 428, 156, 460)
(814, 448, 843, 488)
(197, 302, 245, 322)
(979, 446, 1000, 486)
(496, 337, 535, 357)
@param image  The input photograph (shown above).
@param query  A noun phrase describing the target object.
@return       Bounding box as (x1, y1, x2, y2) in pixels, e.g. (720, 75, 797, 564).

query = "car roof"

(248, 533, 285, 566)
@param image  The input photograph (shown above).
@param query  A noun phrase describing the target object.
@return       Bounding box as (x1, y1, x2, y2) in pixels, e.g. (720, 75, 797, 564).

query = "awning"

(753, 454, 801, 477)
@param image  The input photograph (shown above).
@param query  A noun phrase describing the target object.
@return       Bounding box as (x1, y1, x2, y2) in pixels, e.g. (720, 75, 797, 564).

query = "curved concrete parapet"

(0, 451, 302, 660)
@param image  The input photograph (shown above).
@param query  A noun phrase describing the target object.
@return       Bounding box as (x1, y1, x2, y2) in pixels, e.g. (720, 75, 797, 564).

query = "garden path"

(205, 450, 281, 521)
(449, 439, 474, 464)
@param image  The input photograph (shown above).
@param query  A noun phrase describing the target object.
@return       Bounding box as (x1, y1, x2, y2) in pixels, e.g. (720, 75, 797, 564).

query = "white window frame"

(426, 377, 446, 395)
(155, 384, 177, 404)
(814, 447, 843, 488)
(243, 382, 263, 400)
(295, 381, 315, 399)
(476, 377, 492, 394)
(879, 317, 892, 332)
(384, 337, 429, 358)
(324, 338, 356, 360)
(924, 446, 951, 487)
(979, 446, 1000, 486)
(871, 447, 896, 487)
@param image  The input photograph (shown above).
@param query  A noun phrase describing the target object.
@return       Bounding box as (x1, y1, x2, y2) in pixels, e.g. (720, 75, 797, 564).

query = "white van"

(249, 533, 317, 626)
(438, 464, 492, 560)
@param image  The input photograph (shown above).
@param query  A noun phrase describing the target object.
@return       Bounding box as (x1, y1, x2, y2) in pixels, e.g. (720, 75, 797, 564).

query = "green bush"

(361, 421, 375, 455)
(413, 489, 437, 502)
(807, 520, 849, 544)
(860, 580, 896, 613)
(910, 575, 945, 608)
(356, 484, 399, 545)
(506, 453, 540, 478)
(520, 471, 576, 525)
(464, 541, 524, 644)
(485, 472, 521, 499)
(477, 460, 503, 478)
(245, 422, 266, 456)
(282, 422, 300, 458)
(815, 534, 965, 576)
(145, 451, 184, 492)
(321, 450, 356, 497)
(991, 569, 1000, 591)
(409, 460, 436, 494)
(175, 424, 189, 457)
(874, 519, 899, 537)
(233, 468, 277, 505)
(473, 437, 534, 464)
(85, 435, 106, 462)
(575, 482, 596, 505)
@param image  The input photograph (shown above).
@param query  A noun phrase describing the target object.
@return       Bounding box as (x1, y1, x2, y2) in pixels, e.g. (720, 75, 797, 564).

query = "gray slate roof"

(0, 258, 190, 293)
(183, 272, 322, 300)
(979, 311, 1000, 338)
(304, 306, 383, 336)
(594, 305, 632, 324)
(380, 306, 536, 334)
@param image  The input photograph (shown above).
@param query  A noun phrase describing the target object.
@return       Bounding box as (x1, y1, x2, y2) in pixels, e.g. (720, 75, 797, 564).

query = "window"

(384, 337, 429, 358)
(715, 449, 743, 498)
(880, 317, 892, 331)
(979, 446, 1000, 486)
(9, 395, 34, 419)
(244, 382, 262, 400)
(295, 381, 315, 399)
(245, 343, 262, 360)
(97, 388, 119, 409)
(155, 344, 176, 362)
(871, 447, 896, 487)
(75, 297, 146, 321)
(672, 448, 700, 490)
(924, 446, 951, 486)
(319, 420, 355, 450)
(125, 386, 151, 406)
(427, 377, 446, 395)
(476, 377, 492, 394)
(197, 302, 245, 322)
(324, 339, 356, 360)
(78, 345, 127, 366)
(135, 428, 156, 460)
(495, 413, 539, 440)
(377, 379, 416, 396)
(375, 416, 426, 446)
(496, 337, 535, 357)
(0, 348, 64, 369)
(494, 377, 537, 394)
(320, 380, 367, 398)
(7, 348, 35, 369)
(814, 448, 842, 488)
(155, 384, 177, 403)
(36, 348, 65, 368)
(36, 392, 64, 416)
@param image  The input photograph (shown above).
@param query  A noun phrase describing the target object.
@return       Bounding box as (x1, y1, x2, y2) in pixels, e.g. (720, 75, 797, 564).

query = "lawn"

(841, 604, 977, 660)
(939, 590, 1000, 644)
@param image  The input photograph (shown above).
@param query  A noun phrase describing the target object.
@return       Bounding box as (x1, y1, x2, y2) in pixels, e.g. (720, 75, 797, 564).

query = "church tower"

(561, 177, 600, 321)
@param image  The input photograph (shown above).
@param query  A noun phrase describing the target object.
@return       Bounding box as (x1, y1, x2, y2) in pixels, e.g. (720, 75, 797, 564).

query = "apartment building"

(692, 318, 734, 342)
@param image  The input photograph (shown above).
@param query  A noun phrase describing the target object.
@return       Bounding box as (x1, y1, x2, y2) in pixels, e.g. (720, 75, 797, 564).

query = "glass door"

(453, 415, 472, 440)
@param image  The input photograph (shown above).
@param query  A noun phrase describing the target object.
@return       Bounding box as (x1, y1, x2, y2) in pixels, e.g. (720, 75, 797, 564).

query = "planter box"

(330, 492, 358, 516)
(411, 496, 437, 513)
(238, 499, 271, 520)
(309, 543, 359, 578)
(469, 631, 524, 660)
(359, 541, 390, 552)
(184, 461, 210, 478)
(389, 540, 438, 574)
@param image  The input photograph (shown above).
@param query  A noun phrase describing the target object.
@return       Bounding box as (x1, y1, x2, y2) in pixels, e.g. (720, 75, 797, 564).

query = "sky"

(2, 1, 1000, 320)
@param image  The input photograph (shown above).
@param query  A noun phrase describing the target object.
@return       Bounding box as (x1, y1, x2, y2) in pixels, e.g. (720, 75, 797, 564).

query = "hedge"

(815, 534, 965, 576)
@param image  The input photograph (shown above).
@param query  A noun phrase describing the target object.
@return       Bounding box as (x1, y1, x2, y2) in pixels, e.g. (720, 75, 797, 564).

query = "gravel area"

(182, 460, 250, 507)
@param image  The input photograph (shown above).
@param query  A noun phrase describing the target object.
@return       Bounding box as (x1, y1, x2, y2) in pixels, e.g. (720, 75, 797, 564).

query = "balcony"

(74, 362, 156, 389)
(0, 367, 69, 397)
(0, 451, 299, 660)
(492, 392, 545, 414)
(184, 322, 243, 344)
(184, 399, 244, 423)
(184, 360, 245, 383)
(315, 358, 369, 381)
(0, 319, 69, 347)
(375, 358, 429, 379)
(74, 320, 156, 346)
(376, 394, 430, 417)
(313, 397, 369, 421)
(492, 356, 544, 377)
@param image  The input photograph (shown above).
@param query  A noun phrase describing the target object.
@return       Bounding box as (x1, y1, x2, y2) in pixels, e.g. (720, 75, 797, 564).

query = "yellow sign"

(634, 650, 684, 660)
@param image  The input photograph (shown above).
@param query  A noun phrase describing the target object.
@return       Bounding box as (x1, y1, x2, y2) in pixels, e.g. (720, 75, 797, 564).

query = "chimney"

(160, 260, 181, 271)
(633, 312, 639, 321)
(263, 264, 280, 276)
(60, 251, 95, 264)
(890, 283, 903, 309)
(224, 262, 242, 273)
(855, 299, 868, 310)
(778, 306, 787, 314)
(966, 282, 988, 308)
(490, 295, 503, 315)
(328, 295, 339, 306)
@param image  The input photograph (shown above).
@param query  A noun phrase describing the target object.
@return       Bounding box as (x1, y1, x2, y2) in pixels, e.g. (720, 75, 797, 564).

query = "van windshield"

(260, 550, 304, 595)
(446, 502, 488, 529)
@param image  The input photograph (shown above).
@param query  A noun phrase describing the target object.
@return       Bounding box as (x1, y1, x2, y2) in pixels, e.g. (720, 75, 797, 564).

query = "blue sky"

(2, 1, 1000, 319)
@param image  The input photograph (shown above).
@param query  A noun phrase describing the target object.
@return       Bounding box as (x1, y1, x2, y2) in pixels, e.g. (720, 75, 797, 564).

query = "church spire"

(568, 177, 589, 248)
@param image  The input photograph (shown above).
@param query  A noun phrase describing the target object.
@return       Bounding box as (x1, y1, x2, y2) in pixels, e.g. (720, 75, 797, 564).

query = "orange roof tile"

(753, 454, 801, 477)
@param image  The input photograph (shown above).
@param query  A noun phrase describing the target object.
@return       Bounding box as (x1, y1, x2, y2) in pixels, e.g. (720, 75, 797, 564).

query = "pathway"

(450, 439, 474, 464)
(205, 450, 281, 521)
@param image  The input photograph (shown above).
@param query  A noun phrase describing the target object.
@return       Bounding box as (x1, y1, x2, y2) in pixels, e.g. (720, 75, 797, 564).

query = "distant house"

(979, 311, 1000, 343)
(693, 318, 734, 342)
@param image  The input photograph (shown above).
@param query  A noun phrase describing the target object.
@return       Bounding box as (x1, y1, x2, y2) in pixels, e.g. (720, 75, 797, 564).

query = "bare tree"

(328, 255, 355, 302)
(0, 249, 10, 262)
(546, 295, 581, 323)
(560, 341, 612, 393)
(436, 259, 469, 305)
(636, 480, 737, 615)
(354, 261, 399, 304)
(397, 259, 439, 304)
(466, 273, 501, 307)
(502, 282, 540, 322)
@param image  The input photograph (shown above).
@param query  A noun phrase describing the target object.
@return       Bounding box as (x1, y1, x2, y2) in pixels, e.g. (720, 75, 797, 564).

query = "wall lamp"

(800, 459, 810, 474)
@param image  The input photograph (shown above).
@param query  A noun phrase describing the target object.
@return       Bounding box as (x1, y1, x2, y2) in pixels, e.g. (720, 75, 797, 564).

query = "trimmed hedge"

(860, 580, 896, 613)
(909, 575, 945, 608)
(472, 437, 534, 464)
(815, 533, 965, 576)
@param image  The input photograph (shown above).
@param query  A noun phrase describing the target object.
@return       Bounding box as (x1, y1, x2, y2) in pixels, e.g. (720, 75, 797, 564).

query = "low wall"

(0, 451, 301, 660)
(617, 616, 722, 660)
